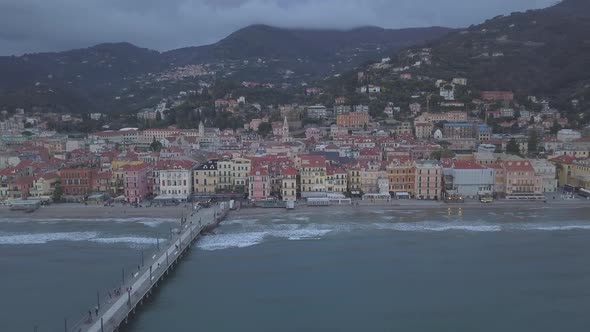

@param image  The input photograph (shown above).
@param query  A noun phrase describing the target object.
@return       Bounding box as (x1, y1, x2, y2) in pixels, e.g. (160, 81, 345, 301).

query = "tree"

(52, 182, 63, 203)
(150, 137, 163, 152)
(550, 120, 562, 135)
(156, 111, 162, 123)
(431, 149, 455, 160)
(506, 138, 521, 156)
(257, 122, 272, 137)
(527, 130, 539, 156)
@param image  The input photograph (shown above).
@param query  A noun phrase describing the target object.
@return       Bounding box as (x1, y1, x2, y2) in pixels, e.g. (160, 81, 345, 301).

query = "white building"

(353, 105, 369, 113)
(360, 85, 382, 93)
(439, 84, 455, 101)
(89, 113, 103, 120)
(530, 159, 558, 193)
(557, 129, 582, 143)
(448, 161, 495, 198)
(158, 164, 193, 200)
(307, 105, 328, 119)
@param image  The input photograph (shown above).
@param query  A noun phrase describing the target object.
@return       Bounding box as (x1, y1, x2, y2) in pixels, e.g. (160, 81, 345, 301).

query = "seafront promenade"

(66, 202, 229, 332)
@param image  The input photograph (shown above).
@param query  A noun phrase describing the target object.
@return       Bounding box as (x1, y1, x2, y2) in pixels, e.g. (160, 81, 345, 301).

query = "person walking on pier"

(88, 309, 92, 321)
(95, 306, 99, 316)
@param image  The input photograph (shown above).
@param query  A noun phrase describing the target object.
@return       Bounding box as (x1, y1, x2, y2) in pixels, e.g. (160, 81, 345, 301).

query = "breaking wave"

(0, 232, 99, 245)
(197, 226, 333, 251)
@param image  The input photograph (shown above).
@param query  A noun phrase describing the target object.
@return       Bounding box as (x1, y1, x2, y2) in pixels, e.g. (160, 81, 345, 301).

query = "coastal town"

(2, 74, 590, 210)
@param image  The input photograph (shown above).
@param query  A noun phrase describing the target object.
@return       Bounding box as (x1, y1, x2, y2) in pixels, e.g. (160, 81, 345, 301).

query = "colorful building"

(281, 167, 298, 201)
(415, 160, 442, 200)
(122, 163, 151, 203)
(249, 168, 271, 201)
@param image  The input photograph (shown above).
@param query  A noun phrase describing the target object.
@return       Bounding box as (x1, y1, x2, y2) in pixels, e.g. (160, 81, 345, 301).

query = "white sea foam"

(0, 232, 99, 245)
(221, 218, 259, 225)
(91, 237, 166, 245)
(197, 232, 266, 251)
(138, 220, 171, 228)
(374, 222, 501, 233)
(526, 225, 590, 231)
(197, 223, 337, 251)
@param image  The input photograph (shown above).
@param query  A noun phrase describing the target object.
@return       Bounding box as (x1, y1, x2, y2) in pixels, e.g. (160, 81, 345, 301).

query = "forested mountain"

(0, 25, 451, 114)
(352, 0, 590, 115)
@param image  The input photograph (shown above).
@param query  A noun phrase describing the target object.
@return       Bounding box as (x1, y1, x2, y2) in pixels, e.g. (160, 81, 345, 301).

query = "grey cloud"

(0, 0, 556, 55)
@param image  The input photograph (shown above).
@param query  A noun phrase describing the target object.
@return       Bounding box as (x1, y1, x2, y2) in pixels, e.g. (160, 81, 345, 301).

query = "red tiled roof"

(502, 160, 534, 172)
(549, 155, 577, 164)
(453, 161, 486, 170)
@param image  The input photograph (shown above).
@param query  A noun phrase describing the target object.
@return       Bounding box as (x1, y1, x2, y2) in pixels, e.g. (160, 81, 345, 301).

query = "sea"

(1, 206, 590, 331)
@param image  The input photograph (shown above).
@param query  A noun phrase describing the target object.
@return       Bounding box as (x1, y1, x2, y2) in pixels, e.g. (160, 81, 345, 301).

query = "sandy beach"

(0, 203, 192, 220)
(1, 197, 589, 220)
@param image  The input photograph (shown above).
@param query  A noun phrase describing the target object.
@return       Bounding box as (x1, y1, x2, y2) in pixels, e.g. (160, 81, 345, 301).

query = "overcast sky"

(0, 0, 556, 55)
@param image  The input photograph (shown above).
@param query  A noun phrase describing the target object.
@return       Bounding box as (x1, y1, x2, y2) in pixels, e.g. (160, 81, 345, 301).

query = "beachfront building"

(248, 168, 271, 201)
(530, 159, 558, 193)
(299, 155, 327, 196)
(502, 160, 543, 198)
(386, 159, 416, 198)
(30, 173, 60, 200)
(570, 159, 590, 189)
(193, 160, 218, 194)
(446, 161, 494, 198)
(347, 165, 362, 195)
(60, 168, 96, 201)
(231, 158, 251, 193)
(415, 160, 442, 200)
(326, 167, 348, 193)
(217, 159, 233, 191)
(281, 167, 297, 201)
(360, 161, 387, 194)
(122, 163, 151, 203)
(158, 161, 194, 201)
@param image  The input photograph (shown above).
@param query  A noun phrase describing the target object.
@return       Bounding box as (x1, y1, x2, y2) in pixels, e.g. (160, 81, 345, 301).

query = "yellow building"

(299, 155, 327, 194)
(549, 155, 576, 187)
(347, 167, 362, 194)
(281, 167, 298, 201)
(327, 167, 348, 193)
(570, 159, 590, 188)
(111, 160, 144, 171)
(231, 158, 251, 191)
(193, 160, 218, 194)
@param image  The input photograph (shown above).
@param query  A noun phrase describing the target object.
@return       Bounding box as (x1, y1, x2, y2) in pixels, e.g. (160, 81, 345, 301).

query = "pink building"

(122, 163, 151, 203)
(248, 168, 270, 201)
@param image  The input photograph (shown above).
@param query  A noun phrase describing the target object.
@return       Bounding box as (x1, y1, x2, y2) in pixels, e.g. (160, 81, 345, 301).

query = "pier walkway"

(68, 202, 229, 332)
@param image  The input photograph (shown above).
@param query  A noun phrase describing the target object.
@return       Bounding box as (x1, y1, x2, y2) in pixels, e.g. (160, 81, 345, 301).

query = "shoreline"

(1, 198, 589, 220)
(0, 203, 191, 220)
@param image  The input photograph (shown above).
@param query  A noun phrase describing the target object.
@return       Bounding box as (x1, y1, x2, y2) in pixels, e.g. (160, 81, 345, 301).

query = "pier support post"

(97, 290, 100, 310)
(64, 318, 67, 332)
(101, 317, 104, 332)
